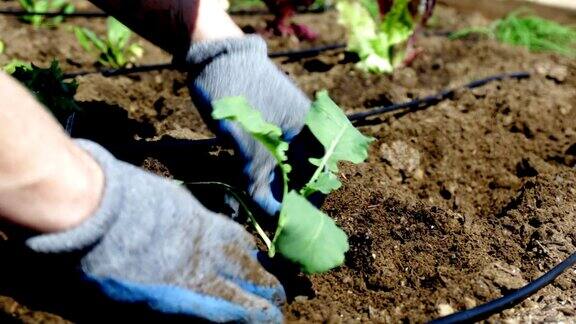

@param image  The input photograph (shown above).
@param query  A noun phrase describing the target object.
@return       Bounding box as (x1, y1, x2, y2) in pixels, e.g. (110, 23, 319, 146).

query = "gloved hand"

(25, 140, 286, 324)
(186, 35, 311, 215)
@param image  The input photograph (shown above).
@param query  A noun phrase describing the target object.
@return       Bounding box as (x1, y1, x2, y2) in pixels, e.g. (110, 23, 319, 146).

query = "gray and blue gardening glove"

(25, 140, 286, 324)
(186, 35, 311, 215)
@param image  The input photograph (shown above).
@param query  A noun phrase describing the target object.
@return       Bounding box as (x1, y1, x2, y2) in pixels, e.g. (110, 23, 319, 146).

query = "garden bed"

(0, 0, 575, 322)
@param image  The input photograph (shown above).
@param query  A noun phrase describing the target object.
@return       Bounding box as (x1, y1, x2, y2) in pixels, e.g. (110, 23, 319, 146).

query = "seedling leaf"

(212, 96, 290, 173)
(301, 172, 342, 197)
(274, 191, 349, 274)
(107, 17, 131, 50)
(3, 60, 32, 74)
(305, 90, 374, 172)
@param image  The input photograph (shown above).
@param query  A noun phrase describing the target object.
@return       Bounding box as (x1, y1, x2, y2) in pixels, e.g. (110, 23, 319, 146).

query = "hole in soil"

(440, 188, 452, 200)
(516, 159, 539, 178)
(302, 59, 334, 73)
(241, 25, 257, 34)
(339, 51, 360, 64)
(509, 123, 535, 139)
(566, 143, 576, 156)
(71, 101, 155, 142)
(420, 274, 444, 290)
(528, 217, 543, 228)
(346, 233, 375, 273)
(257, 254, 315, 301)
(172, 79, 187, 95)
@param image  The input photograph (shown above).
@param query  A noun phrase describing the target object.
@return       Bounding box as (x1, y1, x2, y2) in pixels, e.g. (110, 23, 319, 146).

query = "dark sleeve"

(87, 0, 199, 58)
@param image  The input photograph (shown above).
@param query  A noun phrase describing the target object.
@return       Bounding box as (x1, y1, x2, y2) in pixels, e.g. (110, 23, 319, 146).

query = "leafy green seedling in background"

(450, 11, 576, 58)
(0, 40, 4, 54)
(2, 59, 32, 74)
(213, 91, 374, 273)
(5, 60, 81, 123)
(18, 0, 75, 27)
(75, 17, 144, 68)
(336, 0, 435, 73)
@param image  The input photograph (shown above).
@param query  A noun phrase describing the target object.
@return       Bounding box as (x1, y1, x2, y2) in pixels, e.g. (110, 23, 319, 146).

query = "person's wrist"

(46, 144, 105, 233)
(0, 143, 104, 234)
(191, 0, 243, 42)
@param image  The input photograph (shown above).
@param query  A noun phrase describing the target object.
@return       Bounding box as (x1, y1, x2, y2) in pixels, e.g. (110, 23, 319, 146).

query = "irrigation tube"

(62, 43, 347, 78)
(347, 71, 531, 122)
(429, 252, 576, 323)
(0, 9, 107, 17)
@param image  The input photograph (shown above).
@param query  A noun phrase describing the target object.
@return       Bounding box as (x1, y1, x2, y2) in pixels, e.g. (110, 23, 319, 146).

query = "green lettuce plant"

(336, 0, 435, 73)
(213, 91, 374, 273)
(18, 0, 75, 27)
(75, 17, 144, 68)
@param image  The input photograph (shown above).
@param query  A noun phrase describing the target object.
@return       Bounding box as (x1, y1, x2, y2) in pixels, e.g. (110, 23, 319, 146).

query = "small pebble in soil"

(294, 296, 309, 302)
(437, 303, 455, 316)
(380, 141, 421, 179)
(463, 296, 476, 309)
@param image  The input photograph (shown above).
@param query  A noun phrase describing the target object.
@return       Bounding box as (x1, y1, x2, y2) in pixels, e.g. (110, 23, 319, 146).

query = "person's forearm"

(0, 72, 103, 233)
(87, 0, 243, 58)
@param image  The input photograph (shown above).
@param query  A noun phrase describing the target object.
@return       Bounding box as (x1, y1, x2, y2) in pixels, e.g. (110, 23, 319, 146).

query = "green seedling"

(0, 40, 4, 54)
(75, 17, 144, 68)
(451, 11, 576, 58)
(213, 91, 374, 273)
(5, 60, 80, 123)
(336, 0, 435, 73)
(18, 0, 75, 27)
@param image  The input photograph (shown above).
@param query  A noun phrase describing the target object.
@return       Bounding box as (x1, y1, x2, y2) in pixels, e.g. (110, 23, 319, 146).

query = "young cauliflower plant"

(18, 0, 75, 27)
(75, 17, 144, 68)
(213, 91, 374, 273)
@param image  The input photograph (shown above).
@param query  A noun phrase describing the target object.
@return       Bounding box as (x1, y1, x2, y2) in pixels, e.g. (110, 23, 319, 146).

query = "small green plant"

(5, 60, 80, 123)
(450, 11, 576, 58)
(336, 0, 435, 73)
(75, 17, 144, 68)
(213, 91, 374, 273)
(18, 0, 75, 27)
(0, 40, 4, 54)
(2, 59, 32, 74)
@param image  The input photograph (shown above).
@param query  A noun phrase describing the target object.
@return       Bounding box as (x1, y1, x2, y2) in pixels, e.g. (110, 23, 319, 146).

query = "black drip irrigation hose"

(61, 43, 347, 79)
(268, 43, 346, 58)
(429, 252, 576, 323)
(0, 9, 107, 17)
(63, 63, 174, 78)
(347, 72, 531, 122)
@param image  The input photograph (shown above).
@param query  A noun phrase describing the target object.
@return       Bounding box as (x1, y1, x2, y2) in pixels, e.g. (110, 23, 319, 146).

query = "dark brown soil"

(0, 0, 575, 323)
